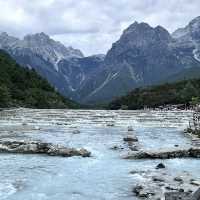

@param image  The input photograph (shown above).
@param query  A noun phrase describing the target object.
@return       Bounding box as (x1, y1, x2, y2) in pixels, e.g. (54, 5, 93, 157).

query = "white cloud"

(0, 0, 199, 55)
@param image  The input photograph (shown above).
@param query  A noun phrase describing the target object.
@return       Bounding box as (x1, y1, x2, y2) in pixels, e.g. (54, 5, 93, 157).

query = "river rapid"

(0, 109, 199, 200)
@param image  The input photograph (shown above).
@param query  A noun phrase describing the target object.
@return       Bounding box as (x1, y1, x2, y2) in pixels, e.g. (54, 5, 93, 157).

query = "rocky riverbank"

(0, 109, 199, 200)
(117, 124, 200, 199)
(0, 140, 91, 157)
(131, 163, 200, 200)
(124, 147, 200, 159)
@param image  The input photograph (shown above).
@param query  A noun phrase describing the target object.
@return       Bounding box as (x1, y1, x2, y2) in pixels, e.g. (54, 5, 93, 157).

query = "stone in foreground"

(0, 140, 91, 157)
(165, 188, 200, 200)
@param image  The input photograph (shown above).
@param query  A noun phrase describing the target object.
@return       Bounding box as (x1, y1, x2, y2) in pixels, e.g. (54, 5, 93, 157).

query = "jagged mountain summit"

(80, 20, 200, 104)
(172, 16, 200, 63)
(0, 32, 83, 71)
(0, 16, 200, 104)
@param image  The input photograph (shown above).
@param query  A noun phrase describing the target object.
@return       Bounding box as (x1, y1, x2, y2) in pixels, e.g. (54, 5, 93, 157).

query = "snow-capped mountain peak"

(0, 32, 84, 71)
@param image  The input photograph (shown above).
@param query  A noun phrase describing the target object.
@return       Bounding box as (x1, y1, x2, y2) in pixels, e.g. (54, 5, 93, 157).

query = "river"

(0, 109, 199, 200)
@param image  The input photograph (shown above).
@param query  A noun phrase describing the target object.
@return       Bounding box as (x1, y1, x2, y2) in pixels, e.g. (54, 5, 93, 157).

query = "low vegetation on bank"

(0, 50, 78, 109)
(108, 79, 200, 110)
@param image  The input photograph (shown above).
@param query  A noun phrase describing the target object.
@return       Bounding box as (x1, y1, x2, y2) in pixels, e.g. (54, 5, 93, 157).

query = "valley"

(0, 16, 200, 105)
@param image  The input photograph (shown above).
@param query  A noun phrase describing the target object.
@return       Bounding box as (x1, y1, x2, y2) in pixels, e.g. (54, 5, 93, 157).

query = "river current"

(0, 109, 199, 200)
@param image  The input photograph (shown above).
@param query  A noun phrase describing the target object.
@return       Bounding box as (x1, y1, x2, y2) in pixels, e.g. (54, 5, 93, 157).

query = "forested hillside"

(108, 79, 200, 110)
(0, 50, 78, 108)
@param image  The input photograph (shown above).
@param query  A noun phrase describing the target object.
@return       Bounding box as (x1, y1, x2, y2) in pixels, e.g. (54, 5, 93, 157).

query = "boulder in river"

(190, 180, 200, 186)
(128, 126, 134, 131)
(174, 177, 183, 183)
(72, 130, 81, 134)
(156, 163, 166, 169)
(123, 135, 138, 142)
(0, 140, 91, 157)
(133, 184, 156, 198)
(152, 176, 165, 182)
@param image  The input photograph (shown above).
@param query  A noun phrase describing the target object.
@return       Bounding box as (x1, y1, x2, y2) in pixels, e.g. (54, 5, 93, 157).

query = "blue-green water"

(0, 109, 199, 200)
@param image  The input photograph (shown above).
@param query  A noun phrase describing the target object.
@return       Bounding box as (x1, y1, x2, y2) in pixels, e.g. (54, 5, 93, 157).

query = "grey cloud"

(0, 0, 199, 55)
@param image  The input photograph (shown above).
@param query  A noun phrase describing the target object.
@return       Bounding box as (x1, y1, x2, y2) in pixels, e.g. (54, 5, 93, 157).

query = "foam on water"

(0, 183, 17, 199)
(0, 109, 198, 200)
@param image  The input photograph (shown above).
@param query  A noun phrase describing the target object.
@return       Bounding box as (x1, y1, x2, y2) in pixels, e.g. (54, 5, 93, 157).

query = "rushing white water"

(0, 109, 199, 200)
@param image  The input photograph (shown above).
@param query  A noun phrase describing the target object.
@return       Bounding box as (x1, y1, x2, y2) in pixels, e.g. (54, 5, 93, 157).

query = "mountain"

(164, 67, 200, 83)
(172, 16, 200, 64)
(108, 78, 200, 110)
(0, 32, 83, 70)
(80, 21, 200, 104)
(108, 17, 200, 110)
(57, 54, 105, 101)
(0, 50, 78, 108)
(1, 16, 200, 105)
(0, 32, 106, 103)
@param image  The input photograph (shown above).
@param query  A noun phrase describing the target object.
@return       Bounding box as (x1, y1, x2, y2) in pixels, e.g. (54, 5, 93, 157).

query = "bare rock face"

(1, 17, 200, 104)
(0, 140, 91, 157)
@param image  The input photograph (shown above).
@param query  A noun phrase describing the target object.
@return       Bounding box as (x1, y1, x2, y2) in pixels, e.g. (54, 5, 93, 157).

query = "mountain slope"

(81, 21, 200, 104)
(1, 16, 200, 105)
(108, 78, 200, 110)
(0, 32, 87, 99)
(0, 32, 106, 103)
(0, 50, 78, 108)
(172, 16, 200, 63)
(164, 67, 200, 83)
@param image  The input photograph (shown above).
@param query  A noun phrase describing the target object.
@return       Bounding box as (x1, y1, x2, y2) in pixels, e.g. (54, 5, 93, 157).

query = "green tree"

(0, 85, 11, 107)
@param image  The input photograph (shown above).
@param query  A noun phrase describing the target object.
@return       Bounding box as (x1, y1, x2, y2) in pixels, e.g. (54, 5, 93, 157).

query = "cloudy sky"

(0, 0, 199, 56)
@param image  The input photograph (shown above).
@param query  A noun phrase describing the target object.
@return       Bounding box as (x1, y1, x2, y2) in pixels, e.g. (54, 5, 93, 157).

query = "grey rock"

(133, 185, 155, 198)
(174, 177, 184, 183)
(123, 135, 138, 142)
(128, 126, 134, 131)
(133, 185, 143, 195)
(165, 192, 191, 200)
(152, 176, 165, 182)
(0, 140, 91, 157)
(72, 130, 81, 134)
(190, 180, 200, 186)
(124, 148, 200, 159)
(156, 163, 166, 169)
(192, 188, 200, 200)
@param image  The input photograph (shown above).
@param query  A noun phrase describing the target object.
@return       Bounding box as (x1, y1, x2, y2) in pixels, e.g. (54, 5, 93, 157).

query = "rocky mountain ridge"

(0, 16, 200, 104)
(81, 18, 200, 103)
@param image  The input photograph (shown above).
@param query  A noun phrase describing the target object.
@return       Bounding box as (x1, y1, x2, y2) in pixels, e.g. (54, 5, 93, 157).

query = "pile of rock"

(122, 126, 140, 151)
(165, 188, 200, 200)
(0, 140, 91, 157)
(124, 148, 200, 159)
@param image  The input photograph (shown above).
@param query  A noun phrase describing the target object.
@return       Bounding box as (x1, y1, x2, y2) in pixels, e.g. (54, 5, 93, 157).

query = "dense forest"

(108, 78, 200, 110)
(0, 50, 78, 109)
